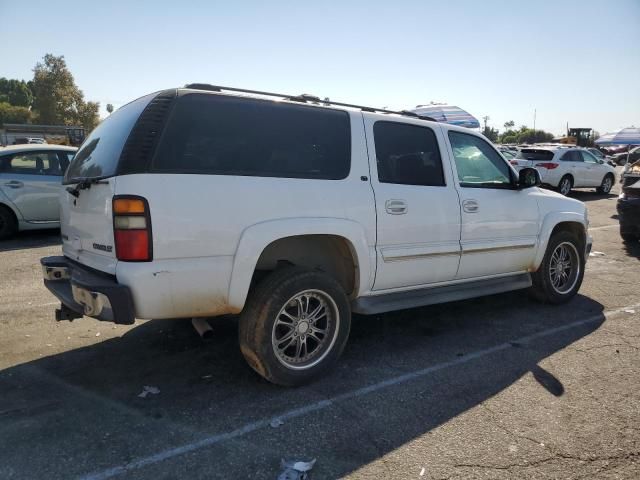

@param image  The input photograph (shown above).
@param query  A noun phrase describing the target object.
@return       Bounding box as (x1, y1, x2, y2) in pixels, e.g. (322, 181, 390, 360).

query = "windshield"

(516, 149, 554, 161)
(64, 93, 155, 183)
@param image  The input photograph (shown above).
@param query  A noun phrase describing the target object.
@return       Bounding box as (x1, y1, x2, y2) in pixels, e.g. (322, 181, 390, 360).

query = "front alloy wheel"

(548, 242, 580, 295)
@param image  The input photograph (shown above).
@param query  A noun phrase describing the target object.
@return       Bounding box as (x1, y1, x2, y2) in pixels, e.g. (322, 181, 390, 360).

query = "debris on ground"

(278, 458, 316, 480)
(420, 467, 426, 476)
(137, 386, 160, 398)
(270, 418, 284, 428)
(95, 332, 101, 337)
(624, 309, 636, 314)
(589, 251, 606, 257)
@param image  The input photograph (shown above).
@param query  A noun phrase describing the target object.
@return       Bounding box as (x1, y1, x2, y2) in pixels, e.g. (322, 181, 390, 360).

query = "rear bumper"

(41, 256, 135, 325)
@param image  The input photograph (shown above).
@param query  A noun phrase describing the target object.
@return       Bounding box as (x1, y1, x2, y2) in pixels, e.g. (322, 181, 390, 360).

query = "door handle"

(3, 181, 23, 188)
(385, 199, 408, 215)
(462, 199, 479, 213)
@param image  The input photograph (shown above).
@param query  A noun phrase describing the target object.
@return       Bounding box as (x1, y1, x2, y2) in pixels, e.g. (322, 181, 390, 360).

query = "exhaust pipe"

(191, 318, 214, 340)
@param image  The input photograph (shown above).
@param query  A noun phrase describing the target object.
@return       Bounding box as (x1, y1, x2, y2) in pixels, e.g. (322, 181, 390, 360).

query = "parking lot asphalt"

(1, 179, 639, 479)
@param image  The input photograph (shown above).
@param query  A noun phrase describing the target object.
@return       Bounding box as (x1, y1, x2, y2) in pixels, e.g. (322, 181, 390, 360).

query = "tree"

(502, 134, 518, 144)
(106, 103, 114, 114)
(482, 126, 499, 142)
(0, 102, 32, 125)
(0, 78, 33, 107)
(503, 120, 515, 130)
(31, 54, 100, 130)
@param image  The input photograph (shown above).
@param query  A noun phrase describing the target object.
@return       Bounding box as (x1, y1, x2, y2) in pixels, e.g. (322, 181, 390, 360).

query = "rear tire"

(0, 205, 18, 240)
(239, 266, 351, 386)
(596, 174, 614, 194)
(530, 231, 584, 304)
(557, 175, 573, 196)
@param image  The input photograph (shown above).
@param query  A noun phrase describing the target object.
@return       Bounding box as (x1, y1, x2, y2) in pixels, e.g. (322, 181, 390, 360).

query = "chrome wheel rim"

(549, 242, 580, 294)
(271, 289, 339, 370)
(560, 178, 571, 195)
(602, 176, 612, 193)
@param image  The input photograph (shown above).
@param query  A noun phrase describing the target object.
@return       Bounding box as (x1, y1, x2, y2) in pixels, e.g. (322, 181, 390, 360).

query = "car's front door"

(0, 151, 66, 222)
(364, 115, 462, 291)
(446, 129, 539, 279)
(581, 150, 605, 186)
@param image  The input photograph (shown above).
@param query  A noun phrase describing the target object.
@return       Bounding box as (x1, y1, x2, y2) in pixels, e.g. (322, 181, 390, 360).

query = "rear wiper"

(65, 178, 109, 198)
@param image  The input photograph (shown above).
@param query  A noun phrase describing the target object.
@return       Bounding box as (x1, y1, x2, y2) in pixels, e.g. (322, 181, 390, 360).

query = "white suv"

(41, 85, 592, 386)
(511, 146, 616, 196)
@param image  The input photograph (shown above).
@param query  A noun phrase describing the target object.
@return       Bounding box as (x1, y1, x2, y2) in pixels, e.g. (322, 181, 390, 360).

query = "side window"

(448, 131, 512, 187)
(7, 152, 63, 175)
(373, 121, 445, 186)
(581, 151, 598, 163)
(561, 151, 582, 162)
(153, 94, 351, 180)
(56, 152, 73, 174)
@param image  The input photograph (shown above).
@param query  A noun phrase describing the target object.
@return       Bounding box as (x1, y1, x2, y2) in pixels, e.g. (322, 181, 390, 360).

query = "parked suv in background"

(0, 144, 76, 239)
(41, 85, 592, 386)
(513, 146, 616, 196)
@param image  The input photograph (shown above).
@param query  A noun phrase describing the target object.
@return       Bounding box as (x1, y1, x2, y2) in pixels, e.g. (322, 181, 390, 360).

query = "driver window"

(448, 131, 512, 188)
(581, 151, 598, 163)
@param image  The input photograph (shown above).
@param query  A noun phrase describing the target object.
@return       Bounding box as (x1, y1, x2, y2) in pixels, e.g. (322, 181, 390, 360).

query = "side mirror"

(518, 167, 541, 189)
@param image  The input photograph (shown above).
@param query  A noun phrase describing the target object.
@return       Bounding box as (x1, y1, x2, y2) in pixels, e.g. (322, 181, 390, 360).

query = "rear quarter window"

(64, 93, 156, 183)
(152, 93, 351, 180)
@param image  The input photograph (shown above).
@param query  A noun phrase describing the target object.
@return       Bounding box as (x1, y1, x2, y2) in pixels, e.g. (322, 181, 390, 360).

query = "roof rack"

(183, 83, 435, 121)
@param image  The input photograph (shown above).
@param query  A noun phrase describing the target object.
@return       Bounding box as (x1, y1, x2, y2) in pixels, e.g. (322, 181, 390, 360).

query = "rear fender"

(228, 218, 373, 311)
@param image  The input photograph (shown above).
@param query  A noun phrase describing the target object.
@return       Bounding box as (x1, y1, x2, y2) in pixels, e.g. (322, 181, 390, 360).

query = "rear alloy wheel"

(0, 206, 18, 240)
(239, 266, 351, 386)
(597, 174, 614, 194)
(558, 175, 573, 196)
(530, 231, 584, 304)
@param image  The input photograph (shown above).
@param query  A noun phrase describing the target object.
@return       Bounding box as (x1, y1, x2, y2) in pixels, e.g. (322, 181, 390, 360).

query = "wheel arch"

(227, 218, 374, 311)
(532, 212, 587, 271)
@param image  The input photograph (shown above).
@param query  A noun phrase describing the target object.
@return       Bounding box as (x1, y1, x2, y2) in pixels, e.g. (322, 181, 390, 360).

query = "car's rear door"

(364, 115, 461, 290)
(0, 150, 64, 222)
(580, 150, 605, 186)
(559, 150, 586, 186)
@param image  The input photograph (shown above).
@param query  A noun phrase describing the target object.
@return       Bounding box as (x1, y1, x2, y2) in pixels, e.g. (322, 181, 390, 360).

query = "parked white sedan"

(511, 146, 616, 196)
(0, 144, 77, 239)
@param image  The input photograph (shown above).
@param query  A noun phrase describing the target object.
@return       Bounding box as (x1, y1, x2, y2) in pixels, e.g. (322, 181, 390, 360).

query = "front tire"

(239, 266, 351, 386)
(0, 206, 18, 240)
(596, 174, 614, 194)
(530, 231, 585, 304)
(557, 175, 573, 196)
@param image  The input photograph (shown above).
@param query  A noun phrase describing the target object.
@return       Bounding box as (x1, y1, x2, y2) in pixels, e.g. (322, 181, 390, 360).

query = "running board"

(352, 273, 532, 315)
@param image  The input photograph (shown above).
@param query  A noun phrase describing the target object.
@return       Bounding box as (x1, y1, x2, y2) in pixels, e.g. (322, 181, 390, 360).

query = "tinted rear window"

(64, 93, 155, 183)
(152, 93, 351, 180)
(516, 149, 554, 161)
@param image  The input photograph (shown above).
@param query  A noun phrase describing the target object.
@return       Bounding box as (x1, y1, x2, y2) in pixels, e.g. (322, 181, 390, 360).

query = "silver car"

(0, 144, 77, 239)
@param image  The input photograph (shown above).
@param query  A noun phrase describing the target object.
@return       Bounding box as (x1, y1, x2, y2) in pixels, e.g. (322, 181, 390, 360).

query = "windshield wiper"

(65, 178, 109, 198)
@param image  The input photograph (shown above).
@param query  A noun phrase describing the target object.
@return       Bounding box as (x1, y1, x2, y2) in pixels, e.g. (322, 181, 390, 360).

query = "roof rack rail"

(182, 83, 436, 121)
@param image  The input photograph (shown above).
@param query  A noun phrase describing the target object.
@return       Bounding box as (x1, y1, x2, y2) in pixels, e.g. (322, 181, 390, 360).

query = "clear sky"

(1, 0, 639, 136)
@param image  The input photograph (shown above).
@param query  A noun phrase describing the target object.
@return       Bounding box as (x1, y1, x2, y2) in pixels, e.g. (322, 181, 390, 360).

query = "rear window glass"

(516, 149, 554, 161)
(64, 93, 155, 183)
(152, 93, 351, 180)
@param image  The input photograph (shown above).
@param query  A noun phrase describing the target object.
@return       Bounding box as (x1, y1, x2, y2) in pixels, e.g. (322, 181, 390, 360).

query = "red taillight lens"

(535, 162, 559, 169)
(113, 196, 152, 261)
(509, 160, 519, 165)
(114, 230, 150, 261)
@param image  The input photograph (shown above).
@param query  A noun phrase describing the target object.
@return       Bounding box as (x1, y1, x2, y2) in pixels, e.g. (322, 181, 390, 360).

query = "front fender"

(532, 211, 588, 270)
(227, 218, 374, 311)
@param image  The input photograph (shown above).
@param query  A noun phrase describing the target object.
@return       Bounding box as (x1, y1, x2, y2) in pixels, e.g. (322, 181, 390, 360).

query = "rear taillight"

(535, 162, 559, 170)
(112, 196, 152, 261)
(509, 160, 519, 166)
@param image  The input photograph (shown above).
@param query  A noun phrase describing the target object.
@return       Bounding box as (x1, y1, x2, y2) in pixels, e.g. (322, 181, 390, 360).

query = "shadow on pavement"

(0, 229, 61, 252)
(570, 191, 617, 203)
(0, 292, 605, 479)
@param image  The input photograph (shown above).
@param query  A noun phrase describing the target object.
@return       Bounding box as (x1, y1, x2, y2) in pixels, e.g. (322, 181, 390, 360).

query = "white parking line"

(589, 224, 618, 231)
(79, 303, 640, 480)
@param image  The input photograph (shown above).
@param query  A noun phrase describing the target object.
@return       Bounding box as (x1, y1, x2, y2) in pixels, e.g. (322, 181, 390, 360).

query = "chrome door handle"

(4, 181, 23, 188)
(385, 199, 408, 215)
(462, 199, 479, 213)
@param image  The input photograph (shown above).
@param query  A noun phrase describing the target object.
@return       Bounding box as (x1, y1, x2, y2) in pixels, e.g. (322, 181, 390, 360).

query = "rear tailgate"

(61, 93, 158, 275)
